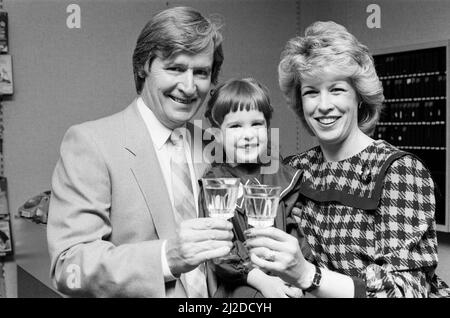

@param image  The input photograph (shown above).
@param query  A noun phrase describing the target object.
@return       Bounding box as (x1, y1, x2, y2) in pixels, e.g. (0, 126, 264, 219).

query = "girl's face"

(300, 72, 360, 148)
(219, 109, 268, 164)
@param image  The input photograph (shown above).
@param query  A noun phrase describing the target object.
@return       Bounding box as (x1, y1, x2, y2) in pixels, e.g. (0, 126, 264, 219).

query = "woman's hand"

(244, 227, 313, 289)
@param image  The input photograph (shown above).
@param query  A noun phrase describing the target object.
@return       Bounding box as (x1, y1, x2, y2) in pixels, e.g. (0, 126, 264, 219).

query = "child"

(200, 78, 311, 298)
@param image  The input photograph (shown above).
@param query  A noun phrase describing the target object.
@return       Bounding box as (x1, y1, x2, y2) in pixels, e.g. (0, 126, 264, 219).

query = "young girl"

(200, 78, 310, 298)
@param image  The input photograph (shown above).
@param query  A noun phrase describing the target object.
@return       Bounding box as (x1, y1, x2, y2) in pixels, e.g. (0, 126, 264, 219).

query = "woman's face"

(300, 72, 360, 147)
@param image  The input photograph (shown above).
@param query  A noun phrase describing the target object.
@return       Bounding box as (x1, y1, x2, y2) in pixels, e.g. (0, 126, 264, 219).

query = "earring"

(358, 101, 362, 109)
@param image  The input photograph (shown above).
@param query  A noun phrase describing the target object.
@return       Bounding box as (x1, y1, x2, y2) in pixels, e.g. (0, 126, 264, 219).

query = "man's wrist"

(161, 239, 179, 281)
(164, 238, 181, 279)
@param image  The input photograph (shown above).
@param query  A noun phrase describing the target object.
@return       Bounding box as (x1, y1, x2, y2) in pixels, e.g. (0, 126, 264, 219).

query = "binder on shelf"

(0, 177, 11, 256)
(0, 10, 7, 54)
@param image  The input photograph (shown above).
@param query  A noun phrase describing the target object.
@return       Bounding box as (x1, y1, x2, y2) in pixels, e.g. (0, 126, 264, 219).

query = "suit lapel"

(123, 100, 177, 240)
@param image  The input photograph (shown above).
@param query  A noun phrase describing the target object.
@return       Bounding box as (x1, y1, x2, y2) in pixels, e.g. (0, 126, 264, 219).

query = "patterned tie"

(169, 130, 208, 298)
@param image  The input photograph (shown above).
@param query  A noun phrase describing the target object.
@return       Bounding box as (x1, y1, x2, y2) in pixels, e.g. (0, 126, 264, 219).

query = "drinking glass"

(202, 178, 240, 220)
(202, 177, 240, 263)
(243, 185, 281, 228)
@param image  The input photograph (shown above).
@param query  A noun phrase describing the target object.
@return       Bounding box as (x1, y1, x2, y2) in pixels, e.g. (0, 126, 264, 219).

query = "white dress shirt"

(137, 97, 200, 282)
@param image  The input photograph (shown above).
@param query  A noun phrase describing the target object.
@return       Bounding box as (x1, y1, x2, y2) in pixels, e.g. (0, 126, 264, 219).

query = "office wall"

(3, 0, 299, 233)
(298, 0, 450, 52)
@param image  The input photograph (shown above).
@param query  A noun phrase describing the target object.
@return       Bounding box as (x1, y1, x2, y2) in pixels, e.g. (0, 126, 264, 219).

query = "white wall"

(299, 0, 450, 50)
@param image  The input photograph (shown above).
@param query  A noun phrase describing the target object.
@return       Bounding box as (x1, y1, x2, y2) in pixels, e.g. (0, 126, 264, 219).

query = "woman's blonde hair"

(278, 21, 384, 135)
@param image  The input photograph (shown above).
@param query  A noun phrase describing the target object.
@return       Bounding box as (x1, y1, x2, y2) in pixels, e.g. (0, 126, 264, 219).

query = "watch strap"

(304, 265, 322, 293)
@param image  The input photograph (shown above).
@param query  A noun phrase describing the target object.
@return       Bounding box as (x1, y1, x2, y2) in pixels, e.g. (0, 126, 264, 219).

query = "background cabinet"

(373, 42, 449, 232)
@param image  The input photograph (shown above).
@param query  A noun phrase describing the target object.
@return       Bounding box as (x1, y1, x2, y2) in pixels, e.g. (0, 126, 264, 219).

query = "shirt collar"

(137, 97, 188, 150)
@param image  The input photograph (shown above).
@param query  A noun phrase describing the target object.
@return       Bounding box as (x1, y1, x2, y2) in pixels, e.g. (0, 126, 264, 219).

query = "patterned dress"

(285, 140, 450, 298)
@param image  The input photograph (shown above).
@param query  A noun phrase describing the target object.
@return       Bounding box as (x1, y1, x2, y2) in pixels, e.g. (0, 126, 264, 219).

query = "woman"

(244, 21, 450, 298)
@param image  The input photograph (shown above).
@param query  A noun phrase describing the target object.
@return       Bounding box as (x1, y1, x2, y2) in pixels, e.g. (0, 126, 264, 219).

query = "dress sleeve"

(284, 177, 314, 262)
(364, 155, 440, 297)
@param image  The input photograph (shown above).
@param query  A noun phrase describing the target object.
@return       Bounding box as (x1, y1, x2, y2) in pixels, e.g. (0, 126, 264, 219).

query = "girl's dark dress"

(199, 162, 311, 298)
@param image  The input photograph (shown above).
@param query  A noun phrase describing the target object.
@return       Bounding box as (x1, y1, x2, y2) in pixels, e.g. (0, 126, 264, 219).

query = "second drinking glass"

(243, 185, 281, 228)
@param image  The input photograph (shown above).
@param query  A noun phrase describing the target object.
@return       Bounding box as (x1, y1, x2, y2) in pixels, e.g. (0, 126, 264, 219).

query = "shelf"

(379, 71, 446, 80)
(385, 96, 445, 102)
(397, 146, 446, 150)
(378, 121, 445, 126)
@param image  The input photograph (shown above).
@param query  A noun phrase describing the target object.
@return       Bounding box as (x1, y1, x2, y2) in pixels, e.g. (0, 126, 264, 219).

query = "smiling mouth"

(170, 95, 196, 104)
(315, 116, 340, 125)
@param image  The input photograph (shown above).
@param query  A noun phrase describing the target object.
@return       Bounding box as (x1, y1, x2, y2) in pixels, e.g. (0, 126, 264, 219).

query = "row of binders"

(379, 100, 446, 122)
(381, 74, 446, 99)
(374, 123, 446, 148)
(374, 47, 446, 76)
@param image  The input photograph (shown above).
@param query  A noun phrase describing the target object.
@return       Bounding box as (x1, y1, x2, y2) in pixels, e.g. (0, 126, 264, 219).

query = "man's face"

(141, 46, 214, 129)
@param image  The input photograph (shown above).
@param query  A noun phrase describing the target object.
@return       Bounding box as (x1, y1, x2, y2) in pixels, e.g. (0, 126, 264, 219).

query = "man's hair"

(132, 6, 224, 94)
(205, 77, 274, 128)
(278, 21, 384, 136)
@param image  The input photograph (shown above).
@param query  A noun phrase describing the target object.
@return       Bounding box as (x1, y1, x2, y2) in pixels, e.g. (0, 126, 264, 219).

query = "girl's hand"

(247, 268, 303, 298)
(259, 275, 303, 298)
(244, 227, 311, 289)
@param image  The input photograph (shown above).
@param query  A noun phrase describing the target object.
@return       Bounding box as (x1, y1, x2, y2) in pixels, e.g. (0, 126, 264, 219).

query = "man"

(47, 6, 233, 297)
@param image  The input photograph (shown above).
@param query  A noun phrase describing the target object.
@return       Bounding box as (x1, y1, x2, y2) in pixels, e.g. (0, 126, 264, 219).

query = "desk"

(14, 217, 63, 298)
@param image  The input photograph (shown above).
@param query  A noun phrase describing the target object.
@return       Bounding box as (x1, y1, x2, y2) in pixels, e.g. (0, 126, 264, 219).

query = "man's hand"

(166, 217, 234, 276)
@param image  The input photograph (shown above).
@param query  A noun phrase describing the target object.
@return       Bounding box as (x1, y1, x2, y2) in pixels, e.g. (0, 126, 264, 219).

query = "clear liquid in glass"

(204, 184, 239, 219)
(245, 193, 280, 228)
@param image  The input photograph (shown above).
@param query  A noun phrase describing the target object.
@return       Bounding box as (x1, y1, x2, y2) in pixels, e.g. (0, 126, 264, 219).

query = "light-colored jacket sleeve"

(47, 124, 166, 297)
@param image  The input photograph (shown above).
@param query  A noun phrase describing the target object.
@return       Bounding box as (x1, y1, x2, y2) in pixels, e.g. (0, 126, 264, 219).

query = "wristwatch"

(304, 265, 322, 293)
